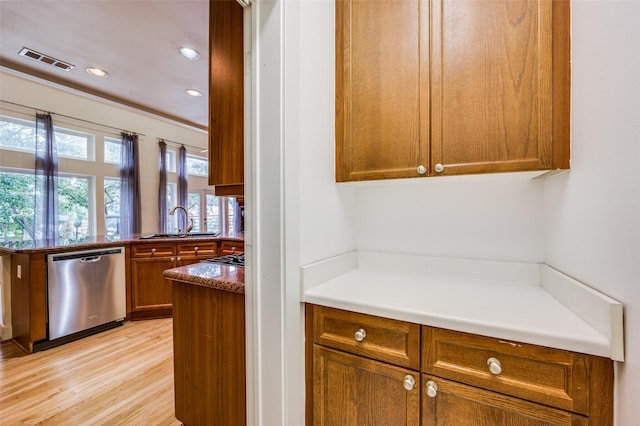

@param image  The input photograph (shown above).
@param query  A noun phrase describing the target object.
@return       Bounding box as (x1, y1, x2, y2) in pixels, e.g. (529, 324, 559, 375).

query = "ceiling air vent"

(18, 47, 75, 72)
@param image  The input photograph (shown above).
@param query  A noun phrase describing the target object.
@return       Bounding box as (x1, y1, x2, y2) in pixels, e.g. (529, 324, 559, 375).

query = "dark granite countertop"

(163, 262, 245, 294)
(0, 232, 244, 254)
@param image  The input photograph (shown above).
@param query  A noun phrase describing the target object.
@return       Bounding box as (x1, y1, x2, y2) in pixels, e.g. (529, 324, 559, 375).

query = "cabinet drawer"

(313, 305, 420, 370)
(219, 241, 244, 255)
(131, 243, 176, 257)
(422, 327, 590, 415)
(177, 241, 217, 256)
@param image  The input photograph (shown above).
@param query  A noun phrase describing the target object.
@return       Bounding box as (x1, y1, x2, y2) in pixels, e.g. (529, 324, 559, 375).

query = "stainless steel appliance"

(46, 247, 126, 343)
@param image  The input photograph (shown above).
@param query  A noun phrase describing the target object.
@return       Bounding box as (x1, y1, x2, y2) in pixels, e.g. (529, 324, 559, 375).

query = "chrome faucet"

(169, 205, 193, 237)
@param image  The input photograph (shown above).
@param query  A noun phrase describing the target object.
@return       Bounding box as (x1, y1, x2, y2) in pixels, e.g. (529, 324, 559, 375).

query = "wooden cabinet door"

(431, 0, 568, 176)
(421, 375, 588, 426)
(209, 0, 244, 196)
(314, 345, 420, 426)
(336, 0, 430, 182)
(130, 256, 175, 318)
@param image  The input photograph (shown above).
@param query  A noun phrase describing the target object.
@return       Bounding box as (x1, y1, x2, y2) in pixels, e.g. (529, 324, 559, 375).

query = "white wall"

(544, 1, 640, 423)
(355, 174, 544, 262)
(0, 71, 209, 234)
(297, 2, 357, 265)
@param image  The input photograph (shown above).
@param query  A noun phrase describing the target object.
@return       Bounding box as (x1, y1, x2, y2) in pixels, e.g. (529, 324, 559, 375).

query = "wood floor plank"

(0, 318, 181, 425)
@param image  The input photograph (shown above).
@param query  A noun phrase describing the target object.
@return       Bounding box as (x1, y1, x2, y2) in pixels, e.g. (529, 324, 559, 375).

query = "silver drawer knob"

(426, 380, 438, 398)
(434, 163, 444, 173)
(417, 165, 427, 175)
(354, 328, 366, 342)
(402, 375, 415, 391)
(487, 357, 502, 375)
(151, 248, 156, 254)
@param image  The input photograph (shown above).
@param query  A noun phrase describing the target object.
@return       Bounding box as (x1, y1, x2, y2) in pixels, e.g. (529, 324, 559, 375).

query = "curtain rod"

(0, 99, 146, 136)
(158, 138, 208, 153)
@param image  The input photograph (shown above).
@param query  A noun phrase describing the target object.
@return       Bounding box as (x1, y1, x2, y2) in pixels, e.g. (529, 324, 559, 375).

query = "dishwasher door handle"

(80, 256, 102, 263)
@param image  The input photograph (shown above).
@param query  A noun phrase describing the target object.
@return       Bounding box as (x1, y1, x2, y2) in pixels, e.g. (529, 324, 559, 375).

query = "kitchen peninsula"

(163, 255, 246, 425)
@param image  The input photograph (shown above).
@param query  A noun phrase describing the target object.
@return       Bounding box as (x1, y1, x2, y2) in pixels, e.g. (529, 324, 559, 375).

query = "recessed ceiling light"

(86, 67, 109, 78)
(179, 47, 200, 60)
(186, 89, 202, 97)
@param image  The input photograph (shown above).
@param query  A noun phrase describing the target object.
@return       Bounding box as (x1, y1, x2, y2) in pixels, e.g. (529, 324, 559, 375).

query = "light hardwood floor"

(0, 318, 181, 425)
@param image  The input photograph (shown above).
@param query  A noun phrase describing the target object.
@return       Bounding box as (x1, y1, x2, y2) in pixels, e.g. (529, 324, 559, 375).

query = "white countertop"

(301, 251, 624, 361)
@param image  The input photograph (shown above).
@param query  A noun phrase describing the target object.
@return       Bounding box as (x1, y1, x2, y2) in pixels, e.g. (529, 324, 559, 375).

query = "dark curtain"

(233, 200, 242, 234)
(34, 113, 58, 241)
(119, 132, 141, 235)
(158, 140, 168, 232)
(177, 145, 188, 232)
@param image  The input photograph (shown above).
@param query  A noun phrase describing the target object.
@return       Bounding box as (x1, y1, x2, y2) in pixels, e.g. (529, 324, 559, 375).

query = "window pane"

(104, 178, 121, 236)
(57, 176, 90, 239)
(55, 128, 93, 160)
(227, 197, 236, 232)
(187, 193, 201, 232)
(0, 171, 35, 242)
(0, 170, 91, 242)
(206, 194, 220, 233)
(104, 137, 121, 164)
(167, 150, 177, 173)
(0, 115, 36, 152)
(186, 154, 208, 176)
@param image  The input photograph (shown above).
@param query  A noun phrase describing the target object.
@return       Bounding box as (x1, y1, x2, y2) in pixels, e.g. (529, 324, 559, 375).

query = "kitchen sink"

(139, 232, 220, 239)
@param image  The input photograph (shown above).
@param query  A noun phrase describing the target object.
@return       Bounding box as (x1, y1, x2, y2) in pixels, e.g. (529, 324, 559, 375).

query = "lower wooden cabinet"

(129, 241, 218, 319)
(306, 304, 614, 426)
(171, 279, 246, 425)
(314, 346, 420, 426)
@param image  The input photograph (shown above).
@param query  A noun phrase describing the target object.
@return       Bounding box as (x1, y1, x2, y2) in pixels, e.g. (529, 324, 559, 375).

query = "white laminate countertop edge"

(300, 251, 624, 361)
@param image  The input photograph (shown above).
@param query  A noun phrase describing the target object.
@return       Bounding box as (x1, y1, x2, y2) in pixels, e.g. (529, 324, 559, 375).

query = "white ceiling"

(0, 0, 209, 130)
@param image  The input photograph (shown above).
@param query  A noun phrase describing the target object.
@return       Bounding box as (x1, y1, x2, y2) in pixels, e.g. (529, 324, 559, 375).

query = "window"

(0, 115, 36, 152)
(55, 128, 94, 160)
(104, 177, 121, 236)
(57, 175, 92, 238)
(104, 137, 121, 164)
(182, 190, 237, 235)
(206, 193, 221, 233)
(188, 193, 202, 232)
(186, 154, 208, 176)
(0, 169, 34, 242)
(0, 115, 94, 160)
(0, 169, 91, 242)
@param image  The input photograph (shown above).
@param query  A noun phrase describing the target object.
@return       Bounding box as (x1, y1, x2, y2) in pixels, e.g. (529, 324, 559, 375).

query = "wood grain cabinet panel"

(219, 240, 244, 256)
(336, 0, 570, 181)
(176, 241, 217, 257)
(421, 375, 588, 426)
(336, 0, 429, 181)
(208, 0, 244, 196)
(422, 327, 590, 414)
(314, 345, 420, 426)
(130, 256, 175, 316)
(173, 279, 246, 425)
(314, 305, 420, 370)
(130, 243, 176, 319)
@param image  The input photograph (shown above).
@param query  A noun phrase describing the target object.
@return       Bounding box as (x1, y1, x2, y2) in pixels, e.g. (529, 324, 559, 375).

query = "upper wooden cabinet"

(336, 0, 570, 181)
(208, 0, 244, 196)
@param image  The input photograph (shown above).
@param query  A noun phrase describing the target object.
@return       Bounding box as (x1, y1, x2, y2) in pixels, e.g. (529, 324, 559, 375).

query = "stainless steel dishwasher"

(46, 247, 126, 342)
